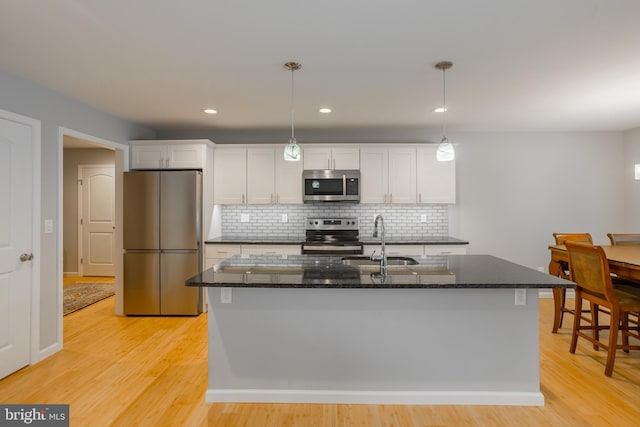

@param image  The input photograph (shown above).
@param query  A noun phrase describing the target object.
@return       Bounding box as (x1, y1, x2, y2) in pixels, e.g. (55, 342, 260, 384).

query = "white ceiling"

(2, 0, 640, 134)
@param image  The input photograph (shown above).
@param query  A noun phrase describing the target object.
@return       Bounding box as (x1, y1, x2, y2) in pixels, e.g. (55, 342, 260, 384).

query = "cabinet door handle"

(277, 194, 280, 204)
(165, 158, 170, 168)
(419, 193, 422, 203)
(242, 194, 245, 204)
(390, 194, 393, 203)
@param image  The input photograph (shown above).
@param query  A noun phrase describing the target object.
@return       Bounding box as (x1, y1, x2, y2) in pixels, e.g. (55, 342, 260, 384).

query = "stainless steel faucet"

(372, 214, 387, 274)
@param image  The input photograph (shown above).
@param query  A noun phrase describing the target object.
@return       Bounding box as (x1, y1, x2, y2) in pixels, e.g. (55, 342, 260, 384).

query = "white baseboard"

(205, 389, 544, 406)
(63, 271, 80, 277)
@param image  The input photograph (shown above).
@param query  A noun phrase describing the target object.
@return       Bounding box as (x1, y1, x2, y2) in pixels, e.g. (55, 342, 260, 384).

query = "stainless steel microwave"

(303, 169, 360, 203)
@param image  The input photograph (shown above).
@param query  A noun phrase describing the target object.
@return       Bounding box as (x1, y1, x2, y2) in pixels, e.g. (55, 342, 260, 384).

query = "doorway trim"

(58, 128, 129, 326)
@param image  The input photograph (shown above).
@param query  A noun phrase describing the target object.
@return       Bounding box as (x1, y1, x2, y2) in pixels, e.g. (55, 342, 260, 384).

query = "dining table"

(548, 244, 640, 332)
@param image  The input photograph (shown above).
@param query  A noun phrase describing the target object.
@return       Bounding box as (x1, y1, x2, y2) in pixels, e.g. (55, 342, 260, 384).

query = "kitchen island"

(187, 254, 571, 406)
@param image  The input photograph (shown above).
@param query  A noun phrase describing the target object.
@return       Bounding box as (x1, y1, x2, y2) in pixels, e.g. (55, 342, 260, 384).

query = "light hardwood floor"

(1, 297, 639, 426)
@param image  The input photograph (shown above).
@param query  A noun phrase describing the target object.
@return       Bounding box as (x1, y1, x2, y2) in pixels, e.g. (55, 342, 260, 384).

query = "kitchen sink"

(341, 255, 418, 267)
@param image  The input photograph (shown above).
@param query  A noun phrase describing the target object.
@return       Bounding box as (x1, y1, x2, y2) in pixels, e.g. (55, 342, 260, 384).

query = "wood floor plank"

(1, 297, 639, 426)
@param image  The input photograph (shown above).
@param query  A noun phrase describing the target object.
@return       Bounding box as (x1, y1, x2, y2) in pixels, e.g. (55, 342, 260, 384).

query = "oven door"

(301, 242, 364, 255)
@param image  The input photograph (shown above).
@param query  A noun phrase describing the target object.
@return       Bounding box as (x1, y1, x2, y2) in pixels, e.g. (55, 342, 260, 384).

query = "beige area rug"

(63, 282, 115, 315)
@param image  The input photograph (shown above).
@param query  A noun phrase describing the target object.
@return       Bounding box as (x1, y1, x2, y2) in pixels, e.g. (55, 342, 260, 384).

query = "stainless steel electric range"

(301, 217, 363, 255)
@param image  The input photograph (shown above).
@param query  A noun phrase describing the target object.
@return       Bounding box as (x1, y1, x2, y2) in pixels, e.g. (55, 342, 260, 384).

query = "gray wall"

(62, 147, 115, 274)
(624, 127, 640, 231)
(450, 131, 626, 270)
(0, 69, 155, 355)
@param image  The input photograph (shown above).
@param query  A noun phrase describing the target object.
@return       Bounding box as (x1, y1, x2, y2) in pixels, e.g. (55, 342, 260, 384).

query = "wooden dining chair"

(566, 241, 640, 376)
(551, 233, 593, 333)
(607, 233, 640, 246)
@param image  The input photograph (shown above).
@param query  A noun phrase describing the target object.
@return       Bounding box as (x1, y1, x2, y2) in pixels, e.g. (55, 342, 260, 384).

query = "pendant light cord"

(290, 67, 295, 140)
(442, 67, 447, 138)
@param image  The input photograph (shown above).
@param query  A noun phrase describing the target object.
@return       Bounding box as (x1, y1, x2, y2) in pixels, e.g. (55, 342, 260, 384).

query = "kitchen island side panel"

(206, 287, 541, 405)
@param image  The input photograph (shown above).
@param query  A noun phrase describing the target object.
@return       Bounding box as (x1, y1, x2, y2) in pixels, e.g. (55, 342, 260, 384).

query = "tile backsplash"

(220, 204, 449, 238)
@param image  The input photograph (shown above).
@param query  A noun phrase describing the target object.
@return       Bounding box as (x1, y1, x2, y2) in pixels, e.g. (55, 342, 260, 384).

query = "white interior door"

(80, 165, 115, 277)
(0, 115, 34, 379)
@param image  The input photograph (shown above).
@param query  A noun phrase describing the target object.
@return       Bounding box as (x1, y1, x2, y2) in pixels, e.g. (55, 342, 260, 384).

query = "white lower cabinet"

(363, 245, 424, 257)
(206, 244, 301, 269)
(424, 245, 467, 255)
(205, 244, 241, 269)
(363, 244, 467, 257)
(240, 245, 301, 256)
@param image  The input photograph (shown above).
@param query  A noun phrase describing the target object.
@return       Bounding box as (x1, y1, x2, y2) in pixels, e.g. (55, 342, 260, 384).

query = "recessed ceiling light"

(319, 108, 332, 114)
(433, 107, 447, 113)
(203, 108, 217, 114)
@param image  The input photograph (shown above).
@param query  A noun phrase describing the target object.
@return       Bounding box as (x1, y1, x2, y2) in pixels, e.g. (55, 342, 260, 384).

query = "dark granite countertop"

(205, 236, 468, 245)
(186, 254, 572, 289)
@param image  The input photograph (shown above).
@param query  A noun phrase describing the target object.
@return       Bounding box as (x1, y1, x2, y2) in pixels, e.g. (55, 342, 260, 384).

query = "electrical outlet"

(537, 267, 544, 272)
(515, 289, 527, 305)
(240, 213, 250, 223)
(281, 214, 288, 223)
(221, 287, 232, 304)
(420, 214, 427, 223)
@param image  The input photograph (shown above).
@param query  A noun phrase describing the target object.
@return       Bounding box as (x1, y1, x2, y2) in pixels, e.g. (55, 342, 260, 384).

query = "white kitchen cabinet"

(246, 147, 302, 204)
(130, 140, 209, 170)
(214, 148, 247, 204)
(363, 244, 424, 257)
(240, 244, 300, 255)
(302, 146, 359, 170)
(424, 245, 467, 255)
(205, 244, 242, 269)
(417, 145, 456, 204)
(360, 146, 416, 204)
(247, 148, 275, 204)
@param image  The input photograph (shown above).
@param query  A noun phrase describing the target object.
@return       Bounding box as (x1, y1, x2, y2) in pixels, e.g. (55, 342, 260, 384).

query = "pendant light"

(435, 61, 455, 162)
(283, 61, 302, 161)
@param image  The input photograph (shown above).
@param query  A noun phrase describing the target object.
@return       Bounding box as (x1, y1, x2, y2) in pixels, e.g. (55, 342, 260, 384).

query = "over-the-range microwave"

(303, 169, 360, 203)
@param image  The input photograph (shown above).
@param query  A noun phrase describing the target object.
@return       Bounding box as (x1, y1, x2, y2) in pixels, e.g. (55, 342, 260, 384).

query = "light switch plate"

(281, 214, 288, 223)
(515, 289, 527, 305)
(44, 219, 53, 234)
(420, 214, 427, 223)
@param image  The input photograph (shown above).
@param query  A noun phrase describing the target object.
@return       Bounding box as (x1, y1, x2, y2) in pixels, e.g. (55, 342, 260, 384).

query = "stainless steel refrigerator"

(123, 170, 202, 315)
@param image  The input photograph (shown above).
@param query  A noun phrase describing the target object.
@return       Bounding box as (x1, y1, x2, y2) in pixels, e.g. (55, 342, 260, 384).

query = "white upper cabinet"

(216, 146, 303, 205)
(417, 145, 456, 204)
(247, 148, 275, 204)
(130, 140, 209, 169)
(302, 146, 359, 170)
(359, 147, 388, 203)
(360, 146, 416, 204)
(212, 143, 454, 205)
(214, 147, 247, 204)
(274, 147, 303, 204)
(388, 147, 417, 204)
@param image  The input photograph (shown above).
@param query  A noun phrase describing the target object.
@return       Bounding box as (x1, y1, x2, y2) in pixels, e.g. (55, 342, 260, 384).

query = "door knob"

(20, 253, 34, 262)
